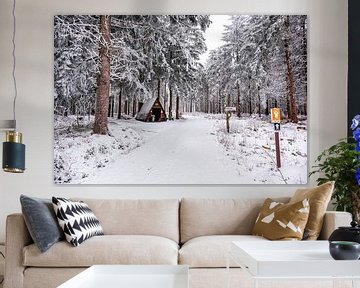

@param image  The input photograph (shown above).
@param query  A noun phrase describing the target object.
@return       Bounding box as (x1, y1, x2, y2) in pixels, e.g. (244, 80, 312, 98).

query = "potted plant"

(310, 115, 360, 222)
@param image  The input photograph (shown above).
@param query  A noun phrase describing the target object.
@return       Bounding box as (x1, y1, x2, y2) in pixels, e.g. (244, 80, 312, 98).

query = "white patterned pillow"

(52, 197, 104, 246)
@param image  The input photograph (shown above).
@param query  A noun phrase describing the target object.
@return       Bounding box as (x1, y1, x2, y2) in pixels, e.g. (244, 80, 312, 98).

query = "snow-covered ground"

(212, 114, 307, 184)
(54, 116, 144, 183)
(54, 113, 307, 184)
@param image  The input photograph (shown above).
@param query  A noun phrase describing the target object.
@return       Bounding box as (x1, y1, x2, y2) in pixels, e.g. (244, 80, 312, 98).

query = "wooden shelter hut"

(135, 97, 167, 122)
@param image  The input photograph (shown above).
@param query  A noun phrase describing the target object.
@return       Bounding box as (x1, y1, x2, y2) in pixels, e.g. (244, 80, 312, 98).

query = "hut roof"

(135, 97, 158, 121)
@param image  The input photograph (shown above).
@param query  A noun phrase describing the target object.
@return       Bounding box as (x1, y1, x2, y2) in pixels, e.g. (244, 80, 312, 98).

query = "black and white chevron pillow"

(52, 197, 103, 247)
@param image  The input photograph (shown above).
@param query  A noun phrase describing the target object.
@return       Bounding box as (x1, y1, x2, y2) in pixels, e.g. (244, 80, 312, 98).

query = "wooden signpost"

(270, 108, 281, 168)
(225, 107, 236, 133)
(225, 107, 236, 112)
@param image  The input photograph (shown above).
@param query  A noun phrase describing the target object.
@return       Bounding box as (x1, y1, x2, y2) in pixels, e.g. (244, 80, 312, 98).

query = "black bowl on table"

(329, 241, 360, 260)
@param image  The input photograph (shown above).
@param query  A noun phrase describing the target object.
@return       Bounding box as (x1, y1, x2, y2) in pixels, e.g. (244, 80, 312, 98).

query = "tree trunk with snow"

(94, 15, 111, 135)
(133, 98, 136, 117)
(124, 100, 128, 115)
(284, 16, 298, 123)
(108, 97, 114, 118)
(257, 86, 261, 117)
(163, 81, 167, 114)
(157, 78, 161, 100)
(236, 83, 241, 117)
(169, 85, 173, 120)
(206, 85, 210, 113)
(249, 95, 252, 115)
(176, 96, 180, 119)
(218, 90, 221, 114)
(117, 84, 122, 119)
(265, 99, 269, 115)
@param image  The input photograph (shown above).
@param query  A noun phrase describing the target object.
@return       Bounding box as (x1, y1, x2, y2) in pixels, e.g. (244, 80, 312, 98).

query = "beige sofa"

(4, 198, 352, 288)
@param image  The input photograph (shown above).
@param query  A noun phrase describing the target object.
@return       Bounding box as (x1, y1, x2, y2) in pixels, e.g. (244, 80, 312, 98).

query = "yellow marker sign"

(271, 108, 281, 123)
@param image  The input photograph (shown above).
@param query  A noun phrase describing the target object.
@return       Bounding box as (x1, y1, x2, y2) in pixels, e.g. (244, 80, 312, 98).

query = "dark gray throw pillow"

(20, 195, 64, 253)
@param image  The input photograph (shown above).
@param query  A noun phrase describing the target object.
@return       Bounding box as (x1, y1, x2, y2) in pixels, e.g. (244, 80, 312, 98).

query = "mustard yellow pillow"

(252, 198, 310, 240)
(289, 181, 334, 240)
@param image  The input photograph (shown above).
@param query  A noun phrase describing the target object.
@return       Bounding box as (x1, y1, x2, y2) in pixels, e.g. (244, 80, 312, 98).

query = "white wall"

(0, 0, 348, 242)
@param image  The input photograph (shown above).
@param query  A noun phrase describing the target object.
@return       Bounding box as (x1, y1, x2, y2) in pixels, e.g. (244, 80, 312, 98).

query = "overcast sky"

(199, 15, 232, 65)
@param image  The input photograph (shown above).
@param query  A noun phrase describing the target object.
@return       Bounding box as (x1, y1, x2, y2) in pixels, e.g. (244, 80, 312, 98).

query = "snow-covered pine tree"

(200, 15, 306, 121)
(54, 15, 99, 120)
(110, 16, 150, 118)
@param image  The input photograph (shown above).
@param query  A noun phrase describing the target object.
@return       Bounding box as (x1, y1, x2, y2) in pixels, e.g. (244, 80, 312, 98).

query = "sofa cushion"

(252, 198, 310, 240)
(290, 181, 334, 240)
(23, 235, 178, 267)
(52, 197, 104, 247)
(179, 235, 267, 268)
(180, 198, 289, 243)
(20, 195, 64, 253)
(72, 198, 179, 243)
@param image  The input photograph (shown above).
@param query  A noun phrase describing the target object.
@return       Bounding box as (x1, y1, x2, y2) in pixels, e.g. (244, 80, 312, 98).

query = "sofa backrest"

(180, 198, 289, 243)
(73, 198, 180, 243)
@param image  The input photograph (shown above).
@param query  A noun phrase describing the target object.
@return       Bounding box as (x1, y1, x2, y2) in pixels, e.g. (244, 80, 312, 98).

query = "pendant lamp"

(1, 0, 26, 173)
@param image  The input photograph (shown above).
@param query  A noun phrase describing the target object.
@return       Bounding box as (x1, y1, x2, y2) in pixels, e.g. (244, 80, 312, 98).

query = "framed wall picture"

(54, 14, 307, 184)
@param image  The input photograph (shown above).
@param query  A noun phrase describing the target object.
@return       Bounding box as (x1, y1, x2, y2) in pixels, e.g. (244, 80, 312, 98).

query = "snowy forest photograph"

(54, 14, 307, 184)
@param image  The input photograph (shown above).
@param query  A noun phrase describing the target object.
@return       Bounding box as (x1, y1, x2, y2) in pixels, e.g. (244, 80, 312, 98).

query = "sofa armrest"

(318, 211, 352, 240)
(4, 213, 33, 288)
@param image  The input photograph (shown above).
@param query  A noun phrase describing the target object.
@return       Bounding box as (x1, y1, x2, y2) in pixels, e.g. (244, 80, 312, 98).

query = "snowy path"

(82, 116, 242, 184)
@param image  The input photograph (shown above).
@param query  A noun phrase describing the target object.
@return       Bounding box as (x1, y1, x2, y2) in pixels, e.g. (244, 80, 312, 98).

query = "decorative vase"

(328, 221, 360, 244)
(329, 241, 360, 260)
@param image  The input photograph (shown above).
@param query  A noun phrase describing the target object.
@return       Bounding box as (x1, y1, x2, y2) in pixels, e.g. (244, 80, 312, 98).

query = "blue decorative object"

(353, 128, 360, 142)
(352, 115, 360, 131)
(351, 115, 360, 186)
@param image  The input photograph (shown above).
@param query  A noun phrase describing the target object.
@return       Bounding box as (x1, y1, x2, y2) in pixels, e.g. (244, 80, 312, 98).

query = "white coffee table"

(228, 241, 360, 288)
(58, 265, 189, 288)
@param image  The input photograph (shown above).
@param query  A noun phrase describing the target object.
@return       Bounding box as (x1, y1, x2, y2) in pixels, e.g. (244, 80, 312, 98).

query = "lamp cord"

(11, 0, 18, 128)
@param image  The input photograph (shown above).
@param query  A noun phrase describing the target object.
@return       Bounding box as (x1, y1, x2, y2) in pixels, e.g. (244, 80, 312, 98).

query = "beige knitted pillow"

(252, 198, 310, 240)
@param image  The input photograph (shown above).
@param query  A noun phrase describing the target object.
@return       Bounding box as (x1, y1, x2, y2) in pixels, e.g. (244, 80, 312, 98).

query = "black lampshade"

(2, 131, 25, 173)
